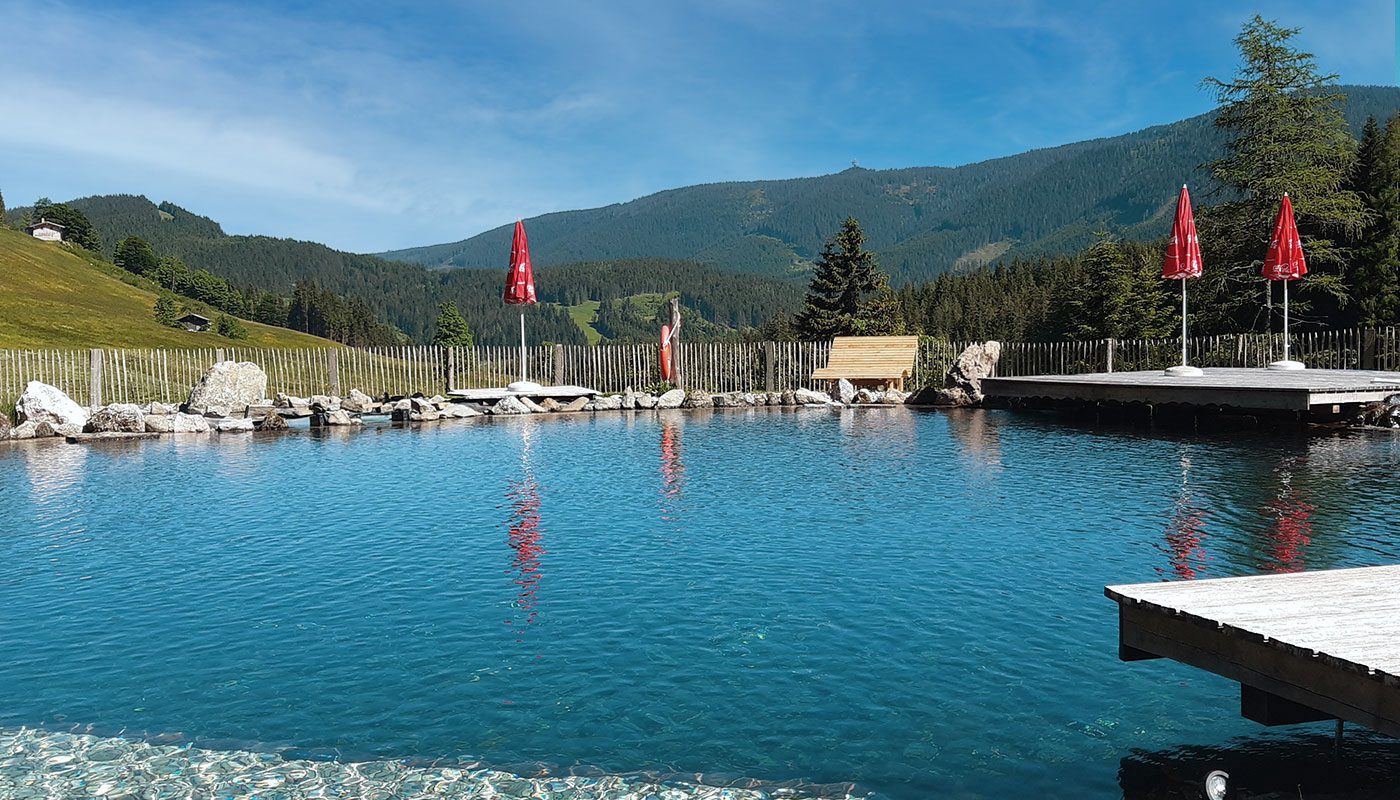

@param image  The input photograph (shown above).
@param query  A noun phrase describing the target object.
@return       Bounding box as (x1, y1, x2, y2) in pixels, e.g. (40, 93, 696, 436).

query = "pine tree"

(1198, 16, 1368, 332)
(0, 188, 8, 229)
(431, 302, 474, 347)
(153, 293, 180, 328)
(795, 217, 887, 339)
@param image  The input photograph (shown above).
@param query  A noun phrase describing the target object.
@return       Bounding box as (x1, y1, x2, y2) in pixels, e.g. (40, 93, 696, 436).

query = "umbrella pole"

(1282, 280, 1290, 363)
(1180, 278, 1188, 367)
(519, 312, 527, 383)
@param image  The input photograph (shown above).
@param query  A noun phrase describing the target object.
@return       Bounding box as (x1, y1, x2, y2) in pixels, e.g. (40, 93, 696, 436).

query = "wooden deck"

(447, 385, 598, 403)
(1107, 566, 1400, 735)
(984, 368, 1400, 412)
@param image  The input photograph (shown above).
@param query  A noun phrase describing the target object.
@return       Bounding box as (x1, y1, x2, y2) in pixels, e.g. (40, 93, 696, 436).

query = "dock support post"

(89, 349, 103, 408)
(328, 349, 341, 397)
(764, 341, 775, 392)
(1106, 338, 1116, 373)
(553, 343, 564, 386)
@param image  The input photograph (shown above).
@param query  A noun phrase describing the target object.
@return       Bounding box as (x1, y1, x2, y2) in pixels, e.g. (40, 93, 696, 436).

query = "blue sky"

(0, 0, 1393, 254)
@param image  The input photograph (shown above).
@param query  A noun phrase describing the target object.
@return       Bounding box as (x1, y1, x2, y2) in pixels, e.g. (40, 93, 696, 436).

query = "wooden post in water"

(89, 349, 103, 408)
(668, 296, 683, 390)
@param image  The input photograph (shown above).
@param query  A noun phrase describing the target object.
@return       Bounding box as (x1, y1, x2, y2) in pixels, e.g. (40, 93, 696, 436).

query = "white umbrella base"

(1267, 360, 1306, 371)
(1164, 365, 1204, 377)
(507, 380, 546, 392)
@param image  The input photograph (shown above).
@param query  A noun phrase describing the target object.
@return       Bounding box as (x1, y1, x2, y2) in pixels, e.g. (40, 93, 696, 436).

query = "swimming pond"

(2, 408, 1398, 798)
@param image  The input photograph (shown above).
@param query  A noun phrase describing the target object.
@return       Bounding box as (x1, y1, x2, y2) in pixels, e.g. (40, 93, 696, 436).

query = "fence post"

(1105, 338, 1116, 373)
(328, 349, 342, 396)
(215, 347, 227, 363)
(445, 347, 456, 393)
(1362, 327, 1378, 371)
(89, 349, 103, 408)
(553, 343, 565, 385)
(763, 341, 776, 392)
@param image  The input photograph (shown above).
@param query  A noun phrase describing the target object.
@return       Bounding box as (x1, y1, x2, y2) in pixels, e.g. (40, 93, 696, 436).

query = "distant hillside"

(6, 196, 800, 345)
(0, 227, 333, 349)
(380, 86, 1400, 283)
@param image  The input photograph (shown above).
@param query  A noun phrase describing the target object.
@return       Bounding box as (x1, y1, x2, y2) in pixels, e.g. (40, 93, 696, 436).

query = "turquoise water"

(2, 408, 1399, 798)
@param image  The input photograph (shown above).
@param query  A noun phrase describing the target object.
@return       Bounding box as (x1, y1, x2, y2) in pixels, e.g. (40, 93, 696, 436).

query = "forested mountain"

(381, 86, 1400, 283)
(6, 196, 799, 345)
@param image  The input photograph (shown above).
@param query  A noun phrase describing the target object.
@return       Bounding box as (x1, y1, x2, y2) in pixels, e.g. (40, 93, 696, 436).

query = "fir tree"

(216, 314, 249, 340)
(1198, 16, 1368, 331)
(1350, 114, 1400, 325)
(0, 188, 7, 229)
(795, 217, 887, 339)
(153, 293, 180, 328)
(431, 302, 475, 347)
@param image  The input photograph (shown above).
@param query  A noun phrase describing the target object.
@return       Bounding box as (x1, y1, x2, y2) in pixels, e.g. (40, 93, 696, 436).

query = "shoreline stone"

(187, 361, 268, 415)
(16, 381, 89, 430)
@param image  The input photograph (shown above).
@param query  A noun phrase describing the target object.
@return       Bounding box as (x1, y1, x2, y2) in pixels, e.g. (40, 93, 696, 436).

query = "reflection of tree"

(505, 426, 546, 638)
(1159, 451, 1209, 580)
(1261, 462, 1313, 574)
(659, 418, 685, 523)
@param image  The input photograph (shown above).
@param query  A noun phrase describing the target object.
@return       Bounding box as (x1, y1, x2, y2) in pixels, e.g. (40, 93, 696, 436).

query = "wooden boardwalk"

(1107, 566, 1400, 735)
(984, 368, 1400, 412)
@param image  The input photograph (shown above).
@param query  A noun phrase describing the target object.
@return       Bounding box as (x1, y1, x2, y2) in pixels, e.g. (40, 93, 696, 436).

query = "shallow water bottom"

(0, 728, 860, 800)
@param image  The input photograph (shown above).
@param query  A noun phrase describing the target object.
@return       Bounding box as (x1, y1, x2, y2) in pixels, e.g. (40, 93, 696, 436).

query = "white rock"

(146, 401, 179, 416)
(834, 378, 856, 405)
(171, 413, 210, 433)
(187, 361, 268, 413)
(10, 421, 39, 439)
(655, 389, 685, 409)
(520, 396, 547, 413)
(635, 393, 658, 409)
(214, 417, 254, 432)
(324, 409, 359, 426)
(87, 403, 145, 433)
(309, 394, 341, 411)
(145, 415, 173, 433)
(16, 381, 89, 429)
(440, 404, 482, 418)
(342, 388, 375, 413)
(592, 394, 623, 411)
(491, 396, 531, 415)
(795, 388, 834, 406)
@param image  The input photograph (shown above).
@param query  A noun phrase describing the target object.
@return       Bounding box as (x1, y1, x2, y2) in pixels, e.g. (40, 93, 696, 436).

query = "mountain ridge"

(379, 85, 1400, 283)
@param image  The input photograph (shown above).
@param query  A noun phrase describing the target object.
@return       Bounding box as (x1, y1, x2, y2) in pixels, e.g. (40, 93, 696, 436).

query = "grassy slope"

(564, 300, 603, 344)
(0, 227, 334, 349)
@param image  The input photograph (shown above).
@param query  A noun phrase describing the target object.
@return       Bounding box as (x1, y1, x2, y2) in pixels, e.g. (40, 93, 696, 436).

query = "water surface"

(2, 408, 1398, 798)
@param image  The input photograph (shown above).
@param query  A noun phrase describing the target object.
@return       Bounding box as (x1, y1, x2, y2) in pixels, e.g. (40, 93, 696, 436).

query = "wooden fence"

(2, 327, 1398, 410)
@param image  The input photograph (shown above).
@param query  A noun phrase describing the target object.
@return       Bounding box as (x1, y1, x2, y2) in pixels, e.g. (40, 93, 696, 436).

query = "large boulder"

(941, 341, 1002, 406)
(561, 396, 591, 413)
(682, 390, 713, 409)
(214, 417, 255, 433)
(341, 388, 375, 413)
(520, 396, 547, 414)
(439, 403, 482, 419)
(655, 389, 686, 409)
(15, 381, 88, 429)
(1355, 394, 1400, 428)
(780, 389, 797, 406)
(766, 392, 783, 406)
(170, 413, 210, 433)
(591, 394, 623, 411)
(186, 361, 268, 414)
(146, 401, 179, 416)
(87, 403, 145, 433)
(257, 411, 288, 431)
(794, 388, 834, 406)
(309, 394, 341, 412)
(711, 392, 741, 408)
(491, 396, 531, 415)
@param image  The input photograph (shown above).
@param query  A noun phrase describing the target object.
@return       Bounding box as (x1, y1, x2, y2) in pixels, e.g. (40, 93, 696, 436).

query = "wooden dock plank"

(1108, 565, 1400, 735)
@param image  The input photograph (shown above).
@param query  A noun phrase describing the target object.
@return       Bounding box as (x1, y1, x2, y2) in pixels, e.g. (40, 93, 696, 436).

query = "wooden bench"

(811, 335, 919, 391)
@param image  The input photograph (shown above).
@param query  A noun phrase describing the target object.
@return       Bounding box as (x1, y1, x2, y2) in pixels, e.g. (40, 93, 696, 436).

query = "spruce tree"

(114, 236, 159, 276)
(153, 293, 180, 327)
(431, 302, 474, 347)
(0, 188, 7, 228)
(1351, 114, 1400, 325)
(1198, 15, 1367, 331)
(795, 217, 886, 339)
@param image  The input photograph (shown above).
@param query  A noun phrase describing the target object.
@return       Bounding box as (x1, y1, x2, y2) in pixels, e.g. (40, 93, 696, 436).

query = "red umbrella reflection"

(504, 427, 546, 638)
(1159, 453, 1209, 580)
(1262, 467, 1313, 573)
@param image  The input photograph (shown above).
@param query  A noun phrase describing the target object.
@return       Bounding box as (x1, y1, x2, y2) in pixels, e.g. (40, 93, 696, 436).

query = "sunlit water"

(2, 408, 1399, 798)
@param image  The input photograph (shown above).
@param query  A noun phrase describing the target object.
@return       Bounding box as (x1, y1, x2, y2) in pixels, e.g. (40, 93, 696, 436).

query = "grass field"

(564, 299, 603, 344)
(0, 227, 334, 349)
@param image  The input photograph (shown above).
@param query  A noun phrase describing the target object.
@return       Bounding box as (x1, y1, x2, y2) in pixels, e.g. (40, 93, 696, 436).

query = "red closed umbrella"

(1162, 185, 1203, 376)
(1262, 195, 1307, 369)
(504, 221, 539, 387)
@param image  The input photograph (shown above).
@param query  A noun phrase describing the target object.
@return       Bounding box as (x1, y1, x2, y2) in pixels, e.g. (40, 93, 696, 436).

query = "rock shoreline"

(7, 339, 1032, 441)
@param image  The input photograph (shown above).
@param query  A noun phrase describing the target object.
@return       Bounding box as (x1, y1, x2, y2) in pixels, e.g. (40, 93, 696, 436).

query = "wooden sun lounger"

(811, 335, 919, 391)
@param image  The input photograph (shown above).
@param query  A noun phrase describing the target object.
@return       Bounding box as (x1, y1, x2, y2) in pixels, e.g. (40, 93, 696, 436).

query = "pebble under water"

(1, 407, 1399, 799)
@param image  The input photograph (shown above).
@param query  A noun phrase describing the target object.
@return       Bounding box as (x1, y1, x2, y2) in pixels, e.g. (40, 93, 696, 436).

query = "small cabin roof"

(25, 217, 65, 231)
(177, 312, 212, 324)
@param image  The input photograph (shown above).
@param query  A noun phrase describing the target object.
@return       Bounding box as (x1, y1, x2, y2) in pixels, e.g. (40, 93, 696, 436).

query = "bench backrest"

(812, 335, 920, 378)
